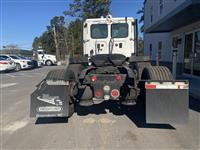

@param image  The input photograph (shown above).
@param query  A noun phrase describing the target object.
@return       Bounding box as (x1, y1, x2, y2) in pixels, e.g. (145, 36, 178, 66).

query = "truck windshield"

(91, 24, 108, 39)
(111, 23, 128, 38)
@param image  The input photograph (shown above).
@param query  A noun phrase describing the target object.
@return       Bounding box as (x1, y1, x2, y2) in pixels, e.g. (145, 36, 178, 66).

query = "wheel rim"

(46, 61, 51, 66)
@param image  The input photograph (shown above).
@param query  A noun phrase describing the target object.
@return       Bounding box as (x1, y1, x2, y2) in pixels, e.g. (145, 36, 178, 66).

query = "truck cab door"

(37, 51, 44, 62)
(95, 41, 108, 55)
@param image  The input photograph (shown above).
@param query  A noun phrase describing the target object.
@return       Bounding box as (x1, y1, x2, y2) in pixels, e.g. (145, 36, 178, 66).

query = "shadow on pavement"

(189, 96, 200, 112)
(34, 96, 197, 128)
(35, 117, 68, 124)
(76, 99, 175, 130)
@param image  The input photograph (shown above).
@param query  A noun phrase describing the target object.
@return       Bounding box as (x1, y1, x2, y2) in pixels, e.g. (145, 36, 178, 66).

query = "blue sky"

(1, 0, 144, 50)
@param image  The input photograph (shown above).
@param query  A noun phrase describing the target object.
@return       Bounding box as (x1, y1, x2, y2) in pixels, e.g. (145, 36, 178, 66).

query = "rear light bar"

(145, 84, 156, 89)
(145, 82, 189, 89)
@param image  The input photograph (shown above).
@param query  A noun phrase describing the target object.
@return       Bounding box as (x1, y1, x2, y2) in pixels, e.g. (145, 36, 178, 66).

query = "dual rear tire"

(45, 69, 76, 118)
(142, 66, 173, 80)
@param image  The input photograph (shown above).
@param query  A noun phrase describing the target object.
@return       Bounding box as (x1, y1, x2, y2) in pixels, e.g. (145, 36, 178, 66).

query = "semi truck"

(31, 15, 188, 124)
(33, 49, 57, 66)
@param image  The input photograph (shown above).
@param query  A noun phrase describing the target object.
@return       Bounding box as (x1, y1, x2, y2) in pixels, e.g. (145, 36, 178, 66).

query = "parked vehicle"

(0, 55, 33, 71)
(0, 56, 16, 72)
(18, 55, 42, 68)
(31, 15, 189, 125)
(34, 49, 57, 66)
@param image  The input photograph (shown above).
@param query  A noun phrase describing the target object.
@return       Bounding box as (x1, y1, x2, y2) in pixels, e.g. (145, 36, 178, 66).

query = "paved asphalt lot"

(0, 66, 199, 150)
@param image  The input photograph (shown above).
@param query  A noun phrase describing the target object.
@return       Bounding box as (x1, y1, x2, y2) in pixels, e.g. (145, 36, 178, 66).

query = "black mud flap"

(30, 81, 70, 117)
(145, 81, 189, 124)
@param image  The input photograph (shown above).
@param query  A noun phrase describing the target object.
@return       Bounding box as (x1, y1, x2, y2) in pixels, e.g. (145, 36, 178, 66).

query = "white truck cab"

(35, 49, 57, 66)
(83, 15, 136, 58)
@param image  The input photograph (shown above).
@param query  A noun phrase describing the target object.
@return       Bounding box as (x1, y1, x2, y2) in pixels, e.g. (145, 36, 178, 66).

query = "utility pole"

(53, 26, 60, 61)
(71, 32, 74, 57)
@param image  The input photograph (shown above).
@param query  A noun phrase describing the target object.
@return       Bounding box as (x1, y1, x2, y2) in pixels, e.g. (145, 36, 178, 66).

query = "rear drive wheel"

(45, 60, 53, 66)
(141, 66, 173, 80)
(45, 69, 76, 118)
(15, 63, 21, 71)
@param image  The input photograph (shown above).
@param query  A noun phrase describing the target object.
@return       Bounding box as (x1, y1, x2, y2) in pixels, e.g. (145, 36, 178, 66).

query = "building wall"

(144, 0, 200, 76)
(144, 32, 185, 74)
(171, 21, 200, 62)
(144, 0, 187, 64)
(144, 0, 186, 30)
(144, 32, 171, 62)
(144, 21, 200, 75)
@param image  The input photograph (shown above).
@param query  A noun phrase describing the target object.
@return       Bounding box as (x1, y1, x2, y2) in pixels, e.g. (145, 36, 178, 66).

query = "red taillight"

(0, 61, 8, 64)
(111, 89, 120, 98)
(145, 84, 156, 89)
(115, 74, 122, 81)
(91, 75, 97, 82)
(95, 90, 102, 98)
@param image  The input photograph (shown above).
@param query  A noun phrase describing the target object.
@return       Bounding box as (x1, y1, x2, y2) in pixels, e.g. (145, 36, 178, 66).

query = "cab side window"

(38, 52, 44, 55)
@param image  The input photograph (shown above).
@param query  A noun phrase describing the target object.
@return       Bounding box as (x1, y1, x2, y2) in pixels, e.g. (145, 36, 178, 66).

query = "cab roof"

(84, 16, 135, 24)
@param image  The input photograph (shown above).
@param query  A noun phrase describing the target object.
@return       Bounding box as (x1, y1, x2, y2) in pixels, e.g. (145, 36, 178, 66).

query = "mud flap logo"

(37, 94, 63, 106)
(38, 106, 62, 112)
(37, 94, 63, 112)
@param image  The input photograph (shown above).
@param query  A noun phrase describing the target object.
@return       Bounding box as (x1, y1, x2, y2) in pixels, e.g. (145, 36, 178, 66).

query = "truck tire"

(45, 60, 53, 66)
(46, 69, 75, 81)
(67, 64, 84, 81)
(141, 66, 173, 80)
(130, 62, 151, 80)
(45, 69, 76, 118)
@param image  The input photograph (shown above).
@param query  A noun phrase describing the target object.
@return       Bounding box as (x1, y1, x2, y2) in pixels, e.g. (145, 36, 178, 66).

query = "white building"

(144, 0, 200, 78)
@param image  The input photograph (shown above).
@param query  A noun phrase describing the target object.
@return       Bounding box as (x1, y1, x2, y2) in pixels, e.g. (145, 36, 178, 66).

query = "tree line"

(32, 0, 112, 61)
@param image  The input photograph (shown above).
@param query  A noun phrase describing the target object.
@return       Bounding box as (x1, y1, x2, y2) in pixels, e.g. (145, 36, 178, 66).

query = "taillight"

(145, 84, 156, 89)
(0, 61, 8, 64)
(115, 74, 122, 81)
(91, 75, 97, 82)
(95, 90, 102, 98)
(111, 89, 120, 98)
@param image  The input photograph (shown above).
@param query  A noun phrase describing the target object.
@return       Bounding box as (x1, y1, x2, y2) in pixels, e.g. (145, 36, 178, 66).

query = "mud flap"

(30, 81, 70, 117)
(145, 81, 189, 124)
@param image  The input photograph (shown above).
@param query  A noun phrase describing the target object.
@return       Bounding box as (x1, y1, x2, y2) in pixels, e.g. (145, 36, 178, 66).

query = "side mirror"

(84, 23, 87, 28)
(7, 58, 11, 61)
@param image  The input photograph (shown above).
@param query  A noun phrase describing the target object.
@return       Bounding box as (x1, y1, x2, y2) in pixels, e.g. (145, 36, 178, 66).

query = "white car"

(0, 55, 33, 71)
(0, 57, 16, 72)
(18, 55, 43, 68)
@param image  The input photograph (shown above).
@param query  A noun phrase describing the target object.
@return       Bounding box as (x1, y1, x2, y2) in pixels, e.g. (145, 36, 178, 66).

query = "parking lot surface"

(0, 66, 199, 150)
